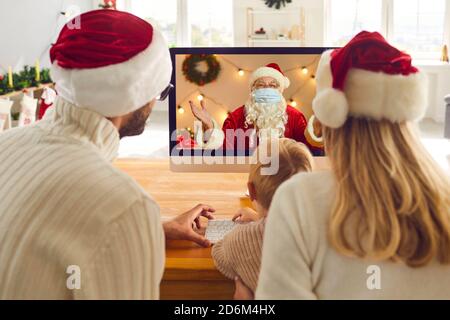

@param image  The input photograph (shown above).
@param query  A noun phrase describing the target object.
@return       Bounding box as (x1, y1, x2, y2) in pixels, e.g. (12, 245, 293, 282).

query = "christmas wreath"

(182, 54, 221, 86)
(264, 0, 292, 10)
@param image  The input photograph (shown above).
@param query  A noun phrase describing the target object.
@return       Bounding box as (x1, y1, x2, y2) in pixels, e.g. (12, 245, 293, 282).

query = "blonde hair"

(249, 138, 313, 210)
(324, 117, 450, 267)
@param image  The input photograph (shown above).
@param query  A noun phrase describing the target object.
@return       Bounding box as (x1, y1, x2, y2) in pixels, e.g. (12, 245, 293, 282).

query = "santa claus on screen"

(188, 63, 324, 154)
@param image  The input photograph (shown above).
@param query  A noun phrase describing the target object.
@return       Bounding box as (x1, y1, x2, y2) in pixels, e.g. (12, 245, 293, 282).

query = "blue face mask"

(252, 88, 282, 104)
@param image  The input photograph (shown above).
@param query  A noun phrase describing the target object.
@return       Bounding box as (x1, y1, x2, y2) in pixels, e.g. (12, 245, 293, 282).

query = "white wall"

(418, 63, 450, 123)
(1, 0, 447, 122)
(233, 0, 325, 47)
(0, 0, 95, 73)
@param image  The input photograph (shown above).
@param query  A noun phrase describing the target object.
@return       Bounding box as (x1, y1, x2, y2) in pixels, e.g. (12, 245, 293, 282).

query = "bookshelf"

(246, 7, 306, 47)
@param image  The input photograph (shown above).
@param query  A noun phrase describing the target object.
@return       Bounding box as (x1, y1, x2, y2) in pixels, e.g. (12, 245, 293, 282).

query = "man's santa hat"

(249, 63, 290, 90)
(50, 10, 172, 117)
(312, 31, 427, 128)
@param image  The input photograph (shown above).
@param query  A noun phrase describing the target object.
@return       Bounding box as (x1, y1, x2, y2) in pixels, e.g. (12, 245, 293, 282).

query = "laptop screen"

(169, 47, 331, 157)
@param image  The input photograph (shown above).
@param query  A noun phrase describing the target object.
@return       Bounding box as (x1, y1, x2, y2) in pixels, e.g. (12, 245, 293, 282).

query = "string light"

(220, 112, 228, 122)
(176, 89, 228, 117)
(219, 55, 319, 80)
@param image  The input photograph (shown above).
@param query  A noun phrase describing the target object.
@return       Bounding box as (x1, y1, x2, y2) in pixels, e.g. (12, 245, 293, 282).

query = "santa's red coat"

(221, 105, 322, 154)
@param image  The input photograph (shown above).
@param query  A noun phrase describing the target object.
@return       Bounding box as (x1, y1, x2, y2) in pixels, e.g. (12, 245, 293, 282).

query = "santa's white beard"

(244, 97, 288, 138)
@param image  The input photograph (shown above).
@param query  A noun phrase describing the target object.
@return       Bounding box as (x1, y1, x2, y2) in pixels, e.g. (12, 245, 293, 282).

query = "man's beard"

(244, 96, 288, 138)
(119, 104, 152, 138)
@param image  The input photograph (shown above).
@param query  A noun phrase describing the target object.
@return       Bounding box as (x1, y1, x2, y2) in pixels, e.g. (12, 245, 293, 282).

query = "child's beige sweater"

(211, 218, 266, 292)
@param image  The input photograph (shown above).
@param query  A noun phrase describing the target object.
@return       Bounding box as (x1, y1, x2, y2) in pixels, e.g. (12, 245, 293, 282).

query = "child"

(211, 138, 314, 293)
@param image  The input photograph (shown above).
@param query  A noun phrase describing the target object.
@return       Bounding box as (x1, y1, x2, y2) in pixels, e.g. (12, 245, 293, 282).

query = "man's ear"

(247, 181, 257, 202)
(106, 115, 124, 130)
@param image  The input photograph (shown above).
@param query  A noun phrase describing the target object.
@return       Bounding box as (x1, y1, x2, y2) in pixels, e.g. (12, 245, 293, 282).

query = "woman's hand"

(189, 100, 214, 131)
(163, 204, 215, 247)
(232, 207, 259, 223)
(233, 277, 254, 300)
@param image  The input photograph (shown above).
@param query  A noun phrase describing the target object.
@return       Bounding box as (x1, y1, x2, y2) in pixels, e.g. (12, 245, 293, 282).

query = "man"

(0, 10, 213, 299)
(189, 63, 323, 154)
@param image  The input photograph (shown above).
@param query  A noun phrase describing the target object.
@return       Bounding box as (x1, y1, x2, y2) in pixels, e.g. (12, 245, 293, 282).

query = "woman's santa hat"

(249, 63, 290, 90)
(312, 31, 427, 128)
(50, 10, 172, 117)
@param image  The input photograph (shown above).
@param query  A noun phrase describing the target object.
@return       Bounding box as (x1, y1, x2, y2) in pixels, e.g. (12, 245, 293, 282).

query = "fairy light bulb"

(197, 94, 204, 101)
(222, 111, 230, 123)
(238, 69, 244, 76)
(301, 66, 308, 75)
(177, 105, 185, 114)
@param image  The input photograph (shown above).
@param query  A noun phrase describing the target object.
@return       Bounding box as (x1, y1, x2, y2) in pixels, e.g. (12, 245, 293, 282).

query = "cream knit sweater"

(256, 171, 450, 300)
(212, 218, 266, 292)
(0, 98, 165, 299)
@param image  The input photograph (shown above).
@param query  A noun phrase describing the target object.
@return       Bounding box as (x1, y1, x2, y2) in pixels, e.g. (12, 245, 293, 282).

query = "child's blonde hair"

(249, 138, 313, 210)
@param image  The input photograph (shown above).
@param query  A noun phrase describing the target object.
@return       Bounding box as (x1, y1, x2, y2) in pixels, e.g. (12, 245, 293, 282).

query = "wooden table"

(114, 158, 249, 300)
(113, 158, 329, 300)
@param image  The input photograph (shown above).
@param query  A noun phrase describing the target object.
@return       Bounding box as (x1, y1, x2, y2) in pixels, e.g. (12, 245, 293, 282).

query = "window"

(116, 0, 233, 47)
(326, 0, 383, 46)
(392, 0, 446, 56)
(188, 0, 233, 47)
(326, 0, 450, 59)
(116, 0, 177, 47)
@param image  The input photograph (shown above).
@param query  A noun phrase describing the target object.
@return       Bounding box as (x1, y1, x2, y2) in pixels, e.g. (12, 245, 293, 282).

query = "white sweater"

(0, 98, 165, 299)
(256, 171, 450, 300)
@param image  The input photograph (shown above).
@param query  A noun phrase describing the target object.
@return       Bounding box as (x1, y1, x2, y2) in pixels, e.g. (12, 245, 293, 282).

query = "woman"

(254, 31, 450, 299)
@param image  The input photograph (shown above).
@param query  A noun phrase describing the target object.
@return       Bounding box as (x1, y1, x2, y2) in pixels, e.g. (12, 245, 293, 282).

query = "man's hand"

(163, 204, 215, 247)
(189, 100, 214, 131)
(232, 207, 259, 223)
(233, 277, 254, 300)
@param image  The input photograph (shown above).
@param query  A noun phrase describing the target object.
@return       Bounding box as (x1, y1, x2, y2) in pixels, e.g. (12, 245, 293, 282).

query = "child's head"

(248, 138, 313, 214)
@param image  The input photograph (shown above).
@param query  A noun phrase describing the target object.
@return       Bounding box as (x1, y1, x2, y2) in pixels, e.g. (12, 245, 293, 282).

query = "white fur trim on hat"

(249, 67, 290, 90)
(313, 88, 349, 128)
(313, 50, 428, 128)
(50, 28, 172, 117)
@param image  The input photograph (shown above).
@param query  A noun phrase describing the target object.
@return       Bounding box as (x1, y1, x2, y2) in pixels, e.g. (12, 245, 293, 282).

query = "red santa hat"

(312, 31, 427, 128)
(50, 10, 172, 117)
(249, 63, 290, 90)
